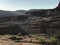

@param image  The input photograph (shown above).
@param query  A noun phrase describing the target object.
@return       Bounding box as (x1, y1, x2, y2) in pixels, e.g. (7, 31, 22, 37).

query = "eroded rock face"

(0, 25, 28, 35)
(0, 3, 60, 35)
(21, 3, 60, 34)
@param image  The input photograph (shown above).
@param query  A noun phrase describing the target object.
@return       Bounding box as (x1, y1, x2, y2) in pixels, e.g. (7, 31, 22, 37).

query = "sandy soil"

(0, 39, 40, 45)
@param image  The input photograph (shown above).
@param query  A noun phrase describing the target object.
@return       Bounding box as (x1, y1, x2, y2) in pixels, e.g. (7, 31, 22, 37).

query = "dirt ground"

(0, 34, 41, 45)
(0, 34, 56, 45)
(0, 39, 40, 45)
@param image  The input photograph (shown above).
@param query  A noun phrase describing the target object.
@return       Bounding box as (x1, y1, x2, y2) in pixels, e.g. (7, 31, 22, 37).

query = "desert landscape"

(0, 1, 59, 45)
(0, 34, 60, 45)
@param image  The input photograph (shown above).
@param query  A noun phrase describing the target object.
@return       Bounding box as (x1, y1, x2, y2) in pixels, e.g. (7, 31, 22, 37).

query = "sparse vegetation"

(28, 34, 32, 37)
(0, 2, 59, 45)
(46, 37, 59, 45)
(17, 32, 22, 36)
(36, 37, 46, 44)
(0, 34, 59, 45)
(53, 34, 60, 41)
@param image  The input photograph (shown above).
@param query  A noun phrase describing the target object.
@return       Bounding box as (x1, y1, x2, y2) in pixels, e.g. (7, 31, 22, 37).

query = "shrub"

(53, 34, 60, 41)
(47, 37, 59, 45)
(29, 40, 32, 43)
(28, 34, 32, 37)
(17, 32, 22, 36)
(36, 37, 46, 44)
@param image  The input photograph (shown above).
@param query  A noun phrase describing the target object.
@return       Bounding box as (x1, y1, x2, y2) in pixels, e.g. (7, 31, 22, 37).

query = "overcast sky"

(0, 0, 59, 11)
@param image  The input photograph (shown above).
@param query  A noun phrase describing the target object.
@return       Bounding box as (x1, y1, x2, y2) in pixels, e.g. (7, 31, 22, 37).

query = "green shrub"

(28, 34, 32, 37)
(47, 37, 59, 45)
(17, 32, 22, 36)
(53, 34, 60, 41)
(36, 37, 46, 44)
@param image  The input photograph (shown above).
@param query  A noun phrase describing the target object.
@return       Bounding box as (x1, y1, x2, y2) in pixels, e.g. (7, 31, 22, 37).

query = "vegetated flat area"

(0, 34, 60, 45)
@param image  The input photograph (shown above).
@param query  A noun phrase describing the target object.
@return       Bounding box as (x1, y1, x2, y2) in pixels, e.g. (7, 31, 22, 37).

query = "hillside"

(20, 3, 60, 34)
(0, 3, 59, 35)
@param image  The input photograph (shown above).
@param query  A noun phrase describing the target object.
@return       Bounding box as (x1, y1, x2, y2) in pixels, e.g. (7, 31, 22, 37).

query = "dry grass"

(0, 34, 59, 45)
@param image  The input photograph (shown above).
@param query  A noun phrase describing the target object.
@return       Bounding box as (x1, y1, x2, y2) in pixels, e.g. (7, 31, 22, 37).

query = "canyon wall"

(0, 3, 60, 35)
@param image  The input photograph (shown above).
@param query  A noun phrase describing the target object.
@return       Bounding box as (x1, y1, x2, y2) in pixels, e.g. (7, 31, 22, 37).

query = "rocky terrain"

(0, 3, 59, 35)
(0, 2, 59, 45)
(22, 3, 60, 34)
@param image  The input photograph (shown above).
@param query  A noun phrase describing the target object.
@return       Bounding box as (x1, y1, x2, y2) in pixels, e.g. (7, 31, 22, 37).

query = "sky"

(0, 0, 59, 11)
